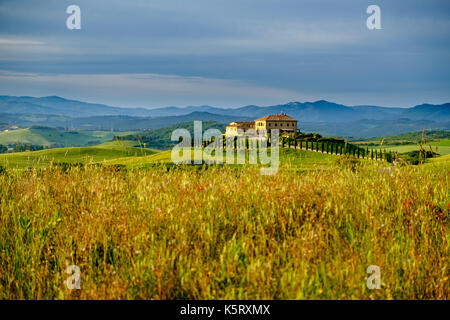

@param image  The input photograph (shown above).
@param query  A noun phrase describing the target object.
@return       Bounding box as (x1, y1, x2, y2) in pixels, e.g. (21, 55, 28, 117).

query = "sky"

(0, 0, 449, 109)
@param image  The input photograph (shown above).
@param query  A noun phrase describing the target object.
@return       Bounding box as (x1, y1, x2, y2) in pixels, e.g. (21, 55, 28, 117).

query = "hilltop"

(0, 126, 134, 148)
(1, 96, 449, 138)
(1, 96, 449, 122)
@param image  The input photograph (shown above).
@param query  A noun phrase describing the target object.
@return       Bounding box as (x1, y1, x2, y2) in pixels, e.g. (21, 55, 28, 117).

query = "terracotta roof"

(255, 113, 297, 121)
(226, 121, 255, 127)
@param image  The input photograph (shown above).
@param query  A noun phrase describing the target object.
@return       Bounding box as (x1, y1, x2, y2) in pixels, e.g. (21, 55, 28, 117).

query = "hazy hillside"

(402, 103, 450, 121)
(0, 126, 133, 147)
(224, 101, 450, 122)
(1, 96, 449, 138)
(68, 112, 251, 131)
(353, 130, 450, 143)
(0, 96, 155, 117)
(300, 119, 450, 139)
(0, 112, 251, 131)
(1, 96, 449, 122)
(117, 121, 227, 150)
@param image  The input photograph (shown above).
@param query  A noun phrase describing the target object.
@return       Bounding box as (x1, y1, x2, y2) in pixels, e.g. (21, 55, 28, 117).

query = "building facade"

(226, 114, 298, 136)
(225, 121, 255, 136)
(254, 113, 297, 133)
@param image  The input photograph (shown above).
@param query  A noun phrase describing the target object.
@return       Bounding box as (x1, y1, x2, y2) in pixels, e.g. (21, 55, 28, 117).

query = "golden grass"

(0, 161, 448, 299)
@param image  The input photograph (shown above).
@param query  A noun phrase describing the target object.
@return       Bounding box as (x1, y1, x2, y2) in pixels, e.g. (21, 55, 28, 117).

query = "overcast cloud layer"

(0, 0, 449, 108)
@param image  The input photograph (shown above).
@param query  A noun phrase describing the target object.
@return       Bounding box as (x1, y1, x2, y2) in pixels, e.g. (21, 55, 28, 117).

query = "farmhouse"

(255, 113, 297, 133)
(226, 114, 298, 136)
(225, 121, 255, 136)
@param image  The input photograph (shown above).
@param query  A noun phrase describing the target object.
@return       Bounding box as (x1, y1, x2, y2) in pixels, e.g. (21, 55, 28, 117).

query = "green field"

(0, 140, 448, 300)
(0, 141, 158, 169)
(379, 139, 450, 156)
(0, 141, 347, 170)
(0, 126, 135, 147)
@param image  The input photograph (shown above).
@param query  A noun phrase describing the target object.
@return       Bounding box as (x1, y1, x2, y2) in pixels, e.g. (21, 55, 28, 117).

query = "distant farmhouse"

(226, 113, 298, 136)
(225, 121, 255, 136)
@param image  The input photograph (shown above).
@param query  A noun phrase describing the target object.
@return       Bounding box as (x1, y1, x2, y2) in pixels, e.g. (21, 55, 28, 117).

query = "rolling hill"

(1, 95, 449, 122)
(0, 143, 337, 170)
(0, 95, 155, 117)
(0, 126, 134, 147)
(1, 96, 449, 138)
(0, 141, 158, 169)
(116, 121, 227, 150)
(67, 112, 251, 131)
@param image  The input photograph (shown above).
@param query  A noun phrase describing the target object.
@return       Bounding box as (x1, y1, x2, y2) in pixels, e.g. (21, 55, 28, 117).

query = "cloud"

(0, 38, 46, 45)
(0, 0, 448, 107)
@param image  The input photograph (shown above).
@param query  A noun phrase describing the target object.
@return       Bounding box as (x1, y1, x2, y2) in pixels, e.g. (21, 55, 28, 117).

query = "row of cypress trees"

(281, 137, 395, 162)
(200, 135, 396, 163)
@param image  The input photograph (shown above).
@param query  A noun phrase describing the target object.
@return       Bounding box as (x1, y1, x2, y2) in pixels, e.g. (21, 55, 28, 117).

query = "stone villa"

(226, 113, 298, 136)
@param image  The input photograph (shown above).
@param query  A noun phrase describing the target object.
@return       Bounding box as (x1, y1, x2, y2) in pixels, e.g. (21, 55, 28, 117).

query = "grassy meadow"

(0, 127, 135, 148)
(0, 142, 157, 169)
(379, 139, 450, 156)
(0, 142, 448, 299)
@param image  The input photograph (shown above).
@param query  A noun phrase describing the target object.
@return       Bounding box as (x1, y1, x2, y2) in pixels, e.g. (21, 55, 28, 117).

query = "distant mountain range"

(0, 96, 155, 117)
(0, 95, 449, 138)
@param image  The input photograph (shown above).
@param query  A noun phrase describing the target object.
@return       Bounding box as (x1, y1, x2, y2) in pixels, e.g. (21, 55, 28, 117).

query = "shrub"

(335, 155, 361, 171)
(400, 150, 438, 165)
(54, 162, 85, 172)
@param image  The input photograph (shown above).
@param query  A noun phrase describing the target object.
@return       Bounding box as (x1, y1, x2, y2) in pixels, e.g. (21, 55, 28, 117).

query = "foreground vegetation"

(0, 155, 448, 299)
